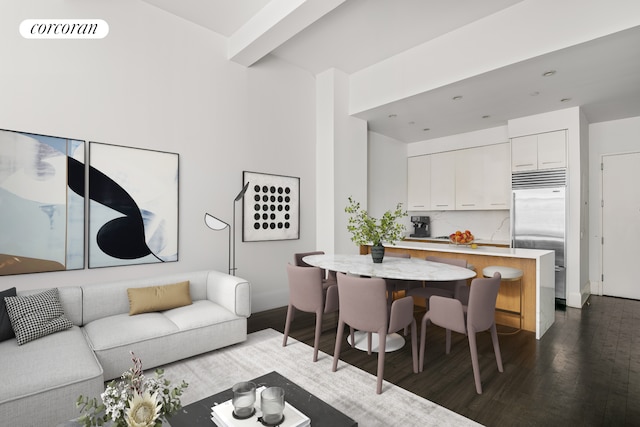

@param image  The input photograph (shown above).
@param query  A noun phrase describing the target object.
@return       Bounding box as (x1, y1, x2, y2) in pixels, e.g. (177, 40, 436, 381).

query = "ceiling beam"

(228, 0, 345, 67)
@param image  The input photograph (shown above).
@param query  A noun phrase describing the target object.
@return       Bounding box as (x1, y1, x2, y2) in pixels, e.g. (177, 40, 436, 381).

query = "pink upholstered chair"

(283, 264, 339, 362)
(294, 251, 337, 289)
(407, 256, 469, 309)
(332, 273, 418, 394)
(419, 272, 504, 394)
(382, 252, 412, 312)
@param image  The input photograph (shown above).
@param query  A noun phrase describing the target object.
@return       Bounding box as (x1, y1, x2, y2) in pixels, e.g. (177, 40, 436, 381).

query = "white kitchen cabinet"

(430, 151, 456, 210)
(455, 146, 484, 210)
(483, 143, 511, 209)
(407, 155, 430, 210)
(456, 143, 511, 210)
(511, 135, 538, 171)
(511, 130, 566, 172)
(407, 144, 510, 211)
(537, 131, 567, 169)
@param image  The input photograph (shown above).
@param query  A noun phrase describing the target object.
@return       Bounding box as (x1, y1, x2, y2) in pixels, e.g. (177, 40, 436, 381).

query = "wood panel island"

(361, 241, 555, 339)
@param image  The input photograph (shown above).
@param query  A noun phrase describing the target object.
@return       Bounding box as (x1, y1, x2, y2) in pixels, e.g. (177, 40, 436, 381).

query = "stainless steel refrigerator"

(511, 178, 566, 302)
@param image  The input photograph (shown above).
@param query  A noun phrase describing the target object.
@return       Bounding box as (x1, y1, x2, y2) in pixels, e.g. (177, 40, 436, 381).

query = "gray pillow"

(4, 288, 73, 345)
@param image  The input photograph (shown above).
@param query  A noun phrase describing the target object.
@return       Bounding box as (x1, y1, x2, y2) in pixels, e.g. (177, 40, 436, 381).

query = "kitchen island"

(361, 241, 555, 339)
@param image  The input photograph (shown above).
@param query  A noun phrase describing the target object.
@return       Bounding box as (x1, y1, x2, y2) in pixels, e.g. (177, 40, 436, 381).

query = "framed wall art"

(0, 129, 85, 276)
(242, 171, 299, 242)
(88, 142, 179, 268)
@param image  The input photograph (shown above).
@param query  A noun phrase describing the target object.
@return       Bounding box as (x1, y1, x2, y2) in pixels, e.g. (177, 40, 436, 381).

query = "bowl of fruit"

(449, 230, 474, 245)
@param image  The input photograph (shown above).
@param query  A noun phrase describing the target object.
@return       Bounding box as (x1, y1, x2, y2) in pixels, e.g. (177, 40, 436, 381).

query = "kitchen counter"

(360, 241, 555, 339)
(403, 237, 510, 247)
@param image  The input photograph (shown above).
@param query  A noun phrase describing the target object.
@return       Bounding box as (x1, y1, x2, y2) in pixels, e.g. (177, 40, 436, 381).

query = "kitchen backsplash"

(406, 210, 510, 242)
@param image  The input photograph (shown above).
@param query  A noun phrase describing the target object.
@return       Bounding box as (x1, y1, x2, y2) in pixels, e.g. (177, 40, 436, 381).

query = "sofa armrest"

(205, 271, 251, 317)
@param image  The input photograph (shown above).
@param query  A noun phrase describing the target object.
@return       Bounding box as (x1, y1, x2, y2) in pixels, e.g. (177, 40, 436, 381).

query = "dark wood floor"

(248, 295, 640, 426)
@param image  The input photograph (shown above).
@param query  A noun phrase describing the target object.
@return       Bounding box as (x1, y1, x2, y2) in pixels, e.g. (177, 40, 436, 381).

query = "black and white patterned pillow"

(4, 288, 73, 345)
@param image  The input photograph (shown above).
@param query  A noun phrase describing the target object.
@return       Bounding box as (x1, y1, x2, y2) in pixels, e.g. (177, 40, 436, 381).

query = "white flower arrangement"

(77, 352, 188, 427)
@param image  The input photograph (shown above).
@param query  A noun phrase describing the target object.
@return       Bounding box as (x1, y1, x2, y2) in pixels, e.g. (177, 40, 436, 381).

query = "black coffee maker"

(410, 216, 430, 237)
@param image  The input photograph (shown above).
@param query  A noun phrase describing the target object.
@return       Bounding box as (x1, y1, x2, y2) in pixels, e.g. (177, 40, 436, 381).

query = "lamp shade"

(204, 213, 229, 231)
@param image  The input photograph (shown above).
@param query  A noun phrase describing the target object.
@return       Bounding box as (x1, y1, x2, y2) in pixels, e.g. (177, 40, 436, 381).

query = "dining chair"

(283, 264, 339, 362)
(419, 272, 503, 394)
(294, 251, 337, 289)
(332, 273, 418, 394)
(406, 256, 469, 309)
(382, 252, 414, 312)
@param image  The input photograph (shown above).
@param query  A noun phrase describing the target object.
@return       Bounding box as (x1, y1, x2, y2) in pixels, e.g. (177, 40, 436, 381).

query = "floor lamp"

(205, 181, 249, 276)
(204, 213, 231, 274)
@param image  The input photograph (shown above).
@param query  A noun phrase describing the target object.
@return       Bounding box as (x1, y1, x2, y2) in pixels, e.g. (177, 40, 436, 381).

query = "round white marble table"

(302, 254, 477, 352)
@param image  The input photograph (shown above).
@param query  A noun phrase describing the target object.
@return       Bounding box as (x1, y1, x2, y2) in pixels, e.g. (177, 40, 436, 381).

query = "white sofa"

(0, 270, 251, 427)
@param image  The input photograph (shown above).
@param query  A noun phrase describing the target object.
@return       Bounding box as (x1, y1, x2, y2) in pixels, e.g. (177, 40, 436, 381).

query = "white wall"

(0, 0, 317, 313)
(367, 131, 410, 232)
(588, 116, 640, 294)
(316, 69, 368, 255)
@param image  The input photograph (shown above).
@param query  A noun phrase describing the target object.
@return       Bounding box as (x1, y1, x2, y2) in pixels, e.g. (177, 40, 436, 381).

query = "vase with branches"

(344, 197, 407, 262)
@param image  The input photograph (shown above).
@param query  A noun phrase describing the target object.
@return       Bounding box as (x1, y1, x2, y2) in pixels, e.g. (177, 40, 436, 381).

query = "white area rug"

(160, 329, 481, 427)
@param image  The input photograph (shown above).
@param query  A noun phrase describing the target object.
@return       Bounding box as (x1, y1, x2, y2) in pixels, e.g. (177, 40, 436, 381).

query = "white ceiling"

(142, 0, 640, 142)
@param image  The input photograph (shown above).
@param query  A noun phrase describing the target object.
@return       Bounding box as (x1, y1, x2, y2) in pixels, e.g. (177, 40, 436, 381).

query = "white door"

(602, 152, 640, 299)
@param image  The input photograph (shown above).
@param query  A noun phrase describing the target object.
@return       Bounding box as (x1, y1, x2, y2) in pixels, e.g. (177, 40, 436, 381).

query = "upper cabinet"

(456, 143, 511, 210)
(407, 155, 430, 210)
(430, 151, 456, 210)
(407, 143, 510, 211)
(511, 130, 566, 172)
(482, 143, 511, 209)
(455, 147, 483, 210)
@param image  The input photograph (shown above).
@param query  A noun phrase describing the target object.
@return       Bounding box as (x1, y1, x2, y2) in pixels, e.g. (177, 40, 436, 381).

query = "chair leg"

(419, 314, 429, 372)
(490, 323, 504, 372)
(332, 319, 345, 372)
(349, 327, 355, 347)
(376, 330, 386, 394)
(313, 310, 323, 362)
(410, 319, 418, 374)
(445, 329, 452, 354)
(467, 331, 483, 394)
(367, 332, 372, 355)
(282, 304, 295, 347)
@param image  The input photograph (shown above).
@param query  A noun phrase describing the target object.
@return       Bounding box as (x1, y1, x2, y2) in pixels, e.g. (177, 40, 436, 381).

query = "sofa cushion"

(127, 280, 192, 315)
(163, 300, 240, 329)
(83, 312, 179, 351)
(0, 326, 104, 426)
(4, 288, 72, 345)
(0, 287, 17, 342)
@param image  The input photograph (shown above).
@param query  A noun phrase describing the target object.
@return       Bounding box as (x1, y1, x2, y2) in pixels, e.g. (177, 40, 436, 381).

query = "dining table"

(302, 253, 477, 352)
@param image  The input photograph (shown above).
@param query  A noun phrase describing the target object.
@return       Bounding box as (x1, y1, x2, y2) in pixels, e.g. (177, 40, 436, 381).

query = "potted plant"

(344, 196, 407, 263)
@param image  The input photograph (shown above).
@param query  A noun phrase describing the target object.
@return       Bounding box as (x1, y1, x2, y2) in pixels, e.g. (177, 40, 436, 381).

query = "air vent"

(512, 169, 566, 188)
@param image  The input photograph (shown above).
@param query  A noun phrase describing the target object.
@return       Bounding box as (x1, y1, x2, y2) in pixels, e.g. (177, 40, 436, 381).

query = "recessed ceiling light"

(542, 70, 556, 77)
(452, 95, 463, 101)
(388, 114, 397, 118)
(560, 98, 572, 102)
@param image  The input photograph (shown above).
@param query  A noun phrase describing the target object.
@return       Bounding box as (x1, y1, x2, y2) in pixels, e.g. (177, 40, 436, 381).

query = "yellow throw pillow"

(127, 281, 192, 315)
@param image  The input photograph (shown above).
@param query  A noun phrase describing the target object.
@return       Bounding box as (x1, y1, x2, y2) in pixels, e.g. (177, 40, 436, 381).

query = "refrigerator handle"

(510, 191, 516, 248)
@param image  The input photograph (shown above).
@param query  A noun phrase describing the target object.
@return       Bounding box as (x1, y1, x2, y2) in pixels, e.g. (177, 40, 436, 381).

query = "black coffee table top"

(167, 371, 358, 427)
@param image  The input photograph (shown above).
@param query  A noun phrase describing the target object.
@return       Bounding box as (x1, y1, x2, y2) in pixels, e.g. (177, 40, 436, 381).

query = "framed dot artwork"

(242, 171, 300, 242)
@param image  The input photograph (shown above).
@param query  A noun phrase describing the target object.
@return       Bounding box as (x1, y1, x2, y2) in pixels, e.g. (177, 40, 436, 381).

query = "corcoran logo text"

(20, 19, 109, 39)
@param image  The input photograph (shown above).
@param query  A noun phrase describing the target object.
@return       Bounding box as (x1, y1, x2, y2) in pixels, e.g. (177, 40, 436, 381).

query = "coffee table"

(167, 371, 358, 427)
